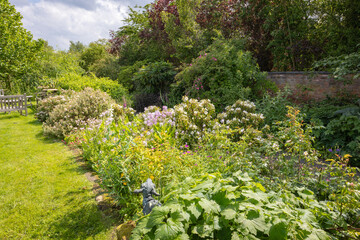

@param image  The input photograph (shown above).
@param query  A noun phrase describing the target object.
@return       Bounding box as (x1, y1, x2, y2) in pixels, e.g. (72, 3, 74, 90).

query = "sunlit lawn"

(0, 109, 118, 239)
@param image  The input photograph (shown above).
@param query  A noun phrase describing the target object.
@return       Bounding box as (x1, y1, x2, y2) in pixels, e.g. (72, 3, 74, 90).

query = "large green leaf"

(238, 215, 268, 235)
(154, 218, 184, 240)
(187, 202, 202, 219)
(191, 224, 214, 238)
(269, 222, 287, 240)
(306, 229, 331, 240)
(221, 208, 237, 220)
(146, 206, 170, 228)
(198, 198, 220, 214)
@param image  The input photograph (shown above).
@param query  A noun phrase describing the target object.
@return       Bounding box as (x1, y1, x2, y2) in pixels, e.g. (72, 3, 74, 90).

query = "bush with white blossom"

(43, 88, 114, 138)
(174, 96, 218, 144)
(217, 100, 264, 130)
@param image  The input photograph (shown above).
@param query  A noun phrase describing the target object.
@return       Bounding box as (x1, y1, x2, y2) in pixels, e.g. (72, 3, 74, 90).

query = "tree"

(0, 0, 44, 93)
(79, 40, 108, 72)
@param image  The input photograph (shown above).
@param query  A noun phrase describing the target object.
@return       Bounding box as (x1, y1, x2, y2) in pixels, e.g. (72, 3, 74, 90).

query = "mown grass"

(0, 109, 118, 239)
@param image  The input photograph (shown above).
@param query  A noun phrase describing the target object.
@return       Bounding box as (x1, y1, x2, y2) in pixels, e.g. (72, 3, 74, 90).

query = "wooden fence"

(0, 94, 28, 116)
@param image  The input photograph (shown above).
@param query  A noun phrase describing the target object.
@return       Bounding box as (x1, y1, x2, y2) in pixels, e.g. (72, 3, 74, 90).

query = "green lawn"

(0, 109, 118, 239)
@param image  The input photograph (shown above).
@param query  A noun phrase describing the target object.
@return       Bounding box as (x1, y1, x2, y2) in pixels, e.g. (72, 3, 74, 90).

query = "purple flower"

(328, 149, 333, 152)
(185, 144, 189, 148)
(207, 156, 212, 158)
(336, 149, 340, 152)
(219, 156, 222, 159)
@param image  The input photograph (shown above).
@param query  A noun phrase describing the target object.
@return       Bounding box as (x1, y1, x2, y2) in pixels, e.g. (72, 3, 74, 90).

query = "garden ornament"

(134, 178, 161, 215)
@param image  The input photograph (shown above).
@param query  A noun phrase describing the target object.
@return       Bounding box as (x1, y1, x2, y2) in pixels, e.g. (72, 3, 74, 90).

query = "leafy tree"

(79, 40, 108, 72)
(68, 41, 85, 54)
(0, 0, 44, 93)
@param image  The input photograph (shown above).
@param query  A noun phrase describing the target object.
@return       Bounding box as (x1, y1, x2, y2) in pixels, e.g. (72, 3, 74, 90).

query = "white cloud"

(9, 0, 153, 50)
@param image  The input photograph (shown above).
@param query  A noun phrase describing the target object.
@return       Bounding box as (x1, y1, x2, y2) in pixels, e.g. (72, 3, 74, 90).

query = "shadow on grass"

(28, 119, 42, 126)
(0, 113, 23, 120)
(34, 131, 63, 144)
(46, 203, 115, 239)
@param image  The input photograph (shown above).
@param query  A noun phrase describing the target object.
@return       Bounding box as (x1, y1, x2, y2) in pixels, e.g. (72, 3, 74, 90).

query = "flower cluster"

(174, 96, 217, 144)
(217, 100, 264, 130)
(139, 106, 175, 128)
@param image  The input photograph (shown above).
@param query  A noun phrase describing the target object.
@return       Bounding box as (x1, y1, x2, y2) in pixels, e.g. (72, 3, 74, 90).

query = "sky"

(9, 0, 153, 50)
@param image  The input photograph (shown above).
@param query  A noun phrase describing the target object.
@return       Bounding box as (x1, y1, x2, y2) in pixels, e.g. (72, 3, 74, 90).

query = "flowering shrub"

(35, 94, 68, 122)
(43, 88, 114, 138)
(139, 105, 175, 128)
(112, 104, 136, 122)
(174, 96, 218, 144)
(217, 100, 264, 130)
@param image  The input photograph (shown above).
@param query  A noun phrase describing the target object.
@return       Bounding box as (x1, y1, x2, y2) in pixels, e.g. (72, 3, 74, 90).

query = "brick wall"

(267, 72, 360, 101)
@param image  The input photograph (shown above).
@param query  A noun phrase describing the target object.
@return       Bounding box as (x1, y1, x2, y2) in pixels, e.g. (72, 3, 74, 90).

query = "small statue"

(134, 178, 162, 215)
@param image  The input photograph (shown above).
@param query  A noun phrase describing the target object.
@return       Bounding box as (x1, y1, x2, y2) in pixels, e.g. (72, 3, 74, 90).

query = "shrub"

(53, 72, 129, 103)
(217, 100, 264, 129)
(35, 95, 68, 122)
(305, 100, 360, 166)
(257, 88, 293, 126)
(171, 39, 276, 110)
(174, 96, 218, 145)
(132, 61, 177, 110)
(43, 88, 114, 138)
(133, 61, 176, 95)
(117, 60, 148, 93)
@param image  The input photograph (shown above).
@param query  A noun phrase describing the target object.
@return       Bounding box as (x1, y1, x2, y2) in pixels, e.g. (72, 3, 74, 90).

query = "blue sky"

(9, 0, 153, 50)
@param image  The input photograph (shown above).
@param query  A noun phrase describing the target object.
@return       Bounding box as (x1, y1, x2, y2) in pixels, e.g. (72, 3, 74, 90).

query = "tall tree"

(0, 0, 44, 93)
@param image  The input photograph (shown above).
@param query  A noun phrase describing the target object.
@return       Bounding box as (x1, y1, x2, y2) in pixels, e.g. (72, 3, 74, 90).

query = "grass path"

(0, 109, 117, 239)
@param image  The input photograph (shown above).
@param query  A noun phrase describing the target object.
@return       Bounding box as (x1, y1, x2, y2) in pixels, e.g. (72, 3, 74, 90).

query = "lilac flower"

(328, 149, 333, 152)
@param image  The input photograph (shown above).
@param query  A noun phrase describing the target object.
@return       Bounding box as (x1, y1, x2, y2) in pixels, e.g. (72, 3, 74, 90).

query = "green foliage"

(305, 100, 360, 166)
(79, 40, 108, 72)
(117, 60, 148, 92)
(133, 61, 177, 95)
(313, 50, 360, 83)
(38, 45, 84, 82)
(89, 54, 122, 81)
(132, 172, 335, 240)
(43, 88, 114, 138)
(0, 0, 44, 93)
(51, 72, 129, 103)
(257, 89, 293, 127)
(68, 40, 85, 53)
(132, 61, 177, 111)
(172, 39, 276, 110)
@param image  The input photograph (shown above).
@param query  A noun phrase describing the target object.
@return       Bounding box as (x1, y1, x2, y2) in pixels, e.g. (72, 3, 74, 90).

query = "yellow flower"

(123, 182, 127, 185)
(150, 175, 154, 180)
(121, 173, 124, 177)
(343, 154, 352, 159)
